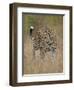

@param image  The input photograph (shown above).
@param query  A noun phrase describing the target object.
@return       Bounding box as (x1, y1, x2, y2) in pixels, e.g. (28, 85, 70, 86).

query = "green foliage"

(23, 14, 63, 36)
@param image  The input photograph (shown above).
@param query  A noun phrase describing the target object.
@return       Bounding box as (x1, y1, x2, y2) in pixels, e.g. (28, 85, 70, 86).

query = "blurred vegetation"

(23, 14, 63, 33)
(23, 14, 63, 74)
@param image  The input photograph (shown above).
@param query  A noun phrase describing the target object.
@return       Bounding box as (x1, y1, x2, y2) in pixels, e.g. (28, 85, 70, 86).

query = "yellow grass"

(23, 14, 63, 74)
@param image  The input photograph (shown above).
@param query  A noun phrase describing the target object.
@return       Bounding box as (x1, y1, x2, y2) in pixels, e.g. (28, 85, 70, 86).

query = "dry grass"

(23, 14, 63, 74)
